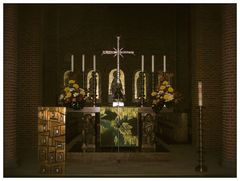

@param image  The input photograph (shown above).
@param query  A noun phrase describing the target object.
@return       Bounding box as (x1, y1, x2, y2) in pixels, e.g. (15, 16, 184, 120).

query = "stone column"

(4, 5, 18, 168)
(222, 5, 236, 168)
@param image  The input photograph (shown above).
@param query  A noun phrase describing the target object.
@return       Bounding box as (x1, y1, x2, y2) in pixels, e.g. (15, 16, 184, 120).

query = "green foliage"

(100, 107, 139, 147)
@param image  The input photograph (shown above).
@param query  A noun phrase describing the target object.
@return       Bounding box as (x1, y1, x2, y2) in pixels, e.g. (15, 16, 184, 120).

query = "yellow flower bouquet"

(59, 80, 87, 109)
(151, 79, 181, 113)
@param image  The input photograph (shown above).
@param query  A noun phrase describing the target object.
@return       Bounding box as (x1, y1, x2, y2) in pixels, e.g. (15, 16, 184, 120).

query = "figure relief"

(87, 70, 100, 99)
(134, 71, 147, 101)
(108, 68, 125, 96)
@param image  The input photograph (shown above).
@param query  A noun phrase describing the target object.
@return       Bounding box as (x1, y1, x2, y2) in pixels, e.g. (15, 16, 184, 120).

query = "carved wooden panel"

(140, 110, 156, 152)
(38, 107, 66, 175)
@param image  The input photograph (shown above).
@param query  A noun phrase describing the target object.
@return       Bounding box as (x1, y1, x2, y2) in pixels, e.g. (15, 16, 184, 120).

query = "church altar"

(66, 106, 157, 153)
(37, 36, 179, 175)
(37, 106, 172, 175)
(38, 104, 191, 175)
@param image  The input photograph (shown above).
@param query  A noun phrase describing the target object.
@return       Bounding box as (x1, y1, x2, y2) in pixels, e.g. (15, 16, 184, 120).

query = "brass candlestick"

(140, 71, 145, 107)
(92, 71, 97, 107)
(151, 72, 155, 92)
(82, 71, 85, 89)
(195, 106, 207, 172)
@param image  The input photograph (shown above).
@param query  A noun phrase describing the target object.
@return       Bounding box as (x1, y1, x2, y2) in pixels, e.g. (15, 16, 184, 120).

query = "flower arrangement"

(151, 78, 181, 113)
(59, 80, 87, 110)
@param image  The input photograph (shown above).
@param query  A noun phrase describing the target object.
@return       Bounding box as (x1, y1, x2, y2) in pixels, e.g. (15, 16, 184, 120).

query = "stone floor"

(4, 144, 236, 177)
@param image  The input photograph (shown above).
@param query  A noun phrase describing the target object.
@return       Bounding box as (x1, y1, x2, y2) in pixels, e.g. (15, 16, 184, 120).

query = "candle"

(151, 55, 154, 72)
(163, 55, 166, 72)
(93, 55, 96, 71)
(82, 54, 85, 72)
(198, 81, 203, 106)
(141, 55, 144, 72)
(71, 54, 74, 72)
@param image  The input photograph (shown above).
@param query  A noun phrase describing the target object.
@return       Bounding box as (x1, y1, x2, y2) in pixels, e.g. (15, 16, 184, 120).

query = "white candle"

(71, 54, 74, 72)
(198, 81, 203, 106)
(151, 55, 154, 72)
(93, 55, 96, 71)
(141, 55, 144, 72)
(163, 55, 166, 72)
(82, 54, 85, 72)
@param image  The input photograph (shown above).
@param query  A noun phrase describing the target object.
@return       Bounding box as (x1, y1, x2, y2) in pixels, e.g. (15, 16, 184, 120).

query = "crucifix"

(102, 36, 134, 86)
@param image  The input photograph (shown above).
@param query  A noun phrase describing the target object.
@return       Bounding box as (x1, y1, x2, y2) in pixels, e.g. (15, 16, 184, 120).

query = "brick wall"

(191, 5, 222, 155)
(222, 5, 236, 168)
(4, 5, 18, 168)
(17, 6, 42, 157)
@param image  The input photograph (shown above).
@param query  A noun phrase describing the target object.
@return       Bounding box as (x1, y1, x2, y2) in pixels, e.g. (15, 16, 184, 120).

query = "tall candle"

(141, 55, 144, 72)
(82, 54, 85, 72)
(151, 55, 154, 72)
(198, 81, 203, 106)
(163, 55, 166, 72)
(71, 54, 74, 72)
(93, 55, 96, 71)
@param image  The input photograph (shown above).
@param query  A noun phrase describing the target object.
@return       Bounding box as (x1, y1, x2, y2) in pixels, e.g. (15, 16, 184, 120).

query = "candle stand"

(140, 71, 145, 107)
(92, 71, 97, 107)
(195, 106, 207, 172)
(82, 71, 85, 89)
(151, 72, 155, 92)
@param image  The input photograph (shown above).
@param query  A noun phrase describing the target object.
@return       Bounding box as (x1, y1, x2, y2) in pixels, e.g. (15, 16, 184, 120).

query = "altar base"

(67, 152, 171, 162)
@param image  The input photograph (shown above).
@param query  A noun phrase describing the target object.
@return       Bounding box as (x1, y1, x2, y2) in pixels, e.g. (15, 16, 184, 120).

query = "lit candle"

(151, 55, 154, 72)
(71, 54, 74, 72)
(198, 81, 203, 106)
(163, 55, 166, 72)
(93, 55, 96, 71)
(141, 55, 144, 72)
(82, 54, 85, 72)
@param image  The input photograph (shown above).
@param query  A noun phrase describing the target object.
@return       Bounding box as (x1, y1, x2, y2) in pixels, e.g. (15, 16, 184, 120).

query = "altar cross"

(102, 36, 134, 84)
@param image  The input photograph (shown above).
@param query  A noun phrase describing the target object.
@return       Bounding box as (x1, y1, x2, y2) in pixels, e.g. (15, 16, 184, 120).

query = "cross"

(102, 36, 134, 84)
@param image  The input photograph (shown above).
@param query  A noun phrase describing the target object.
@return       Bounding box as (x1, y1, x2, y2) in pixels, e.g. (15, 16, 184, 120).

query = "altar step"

(66, 152, 171, 162)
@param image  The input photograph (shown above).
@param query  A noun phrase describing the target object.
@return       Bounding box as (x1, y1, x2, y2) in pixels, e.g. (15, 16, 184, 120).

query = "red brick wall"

(191, 6, 222, 154)
(222, 5, 236, 168)
(17, 6, 42, 157)
(4, 5, 18, 168)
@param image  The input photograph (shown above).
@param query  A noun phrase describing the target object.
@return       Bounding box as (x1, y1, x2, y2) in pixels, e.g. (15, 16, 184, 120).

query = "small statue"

(111, 71, 123, 100)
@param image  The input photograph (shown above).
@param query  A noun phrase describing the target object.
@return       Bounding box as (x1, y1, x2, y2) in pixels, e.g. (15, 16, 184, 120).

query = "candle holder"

(82, 71, 85, 90)
(140, 71, 145, 107)
(92, 71, 97, 107)
(195, 106, 207, 172)
(151, 72, 155, 92)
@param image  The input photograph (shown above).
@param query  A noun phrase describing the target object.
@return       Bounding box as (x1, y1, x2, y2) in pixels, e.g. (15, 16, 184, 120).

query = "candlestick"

(71, 54, 74, 72)
(152, 55, 154, 73)
(82, 54, 85, 72)
(140, 71, 145, 107)
(141, 55, 144, 72)
(93, 55, 96, 71)
(82, 54, 85, 88)
(163, 55, 166, 72)
(195, 106, 207, 172)
(198, 81, 203, 106)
